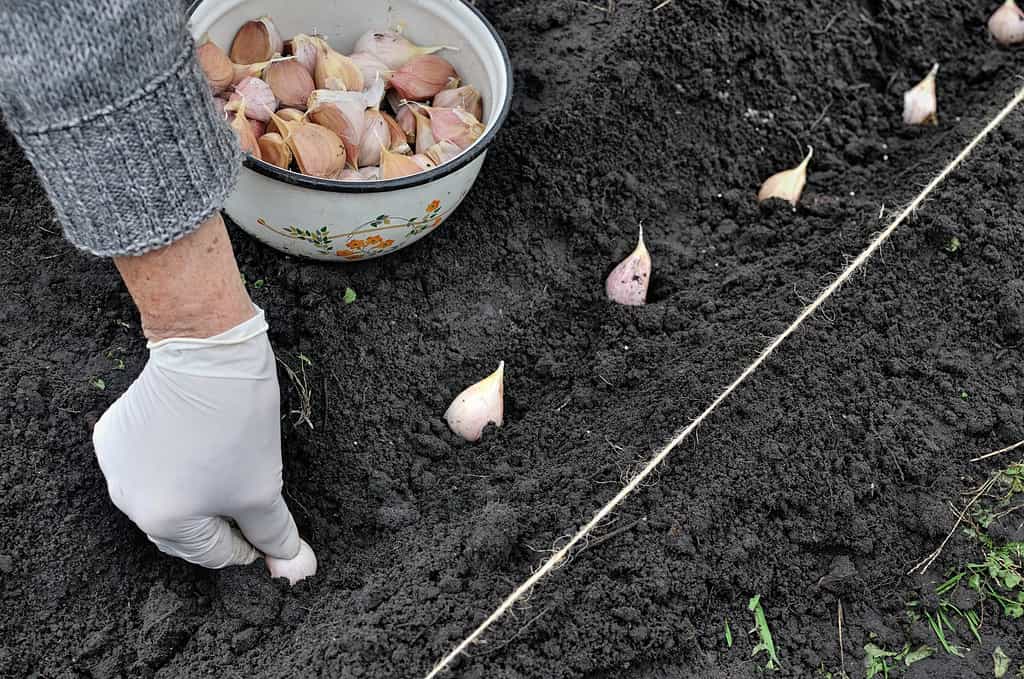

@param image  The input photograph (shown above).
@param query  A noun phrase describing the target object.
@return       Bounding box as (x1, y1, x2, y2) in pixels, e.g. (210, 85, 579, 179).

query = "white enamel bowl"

(189, 0, 512, 261)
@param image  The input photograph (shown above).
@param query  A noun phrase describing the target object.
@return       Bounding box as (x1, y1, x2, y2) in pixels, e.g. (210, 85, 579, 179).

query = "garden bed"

(2, 0, 1024, 677)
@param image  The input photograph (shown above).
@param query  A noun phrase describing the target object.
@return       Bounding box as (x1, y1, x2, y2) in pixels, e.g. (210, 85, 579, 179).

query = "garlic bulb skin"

(196, 41, 234, 93)
(606, 226, 651, 306)
(989, 0, 1024, 45)
(265, 539, 317, 585)
(352, 30, 447, 70)
(389, 55, 458, 101)
(444, 362, 505, 442)
(757, 146, 813, 206)
(903, 64, 939, 126)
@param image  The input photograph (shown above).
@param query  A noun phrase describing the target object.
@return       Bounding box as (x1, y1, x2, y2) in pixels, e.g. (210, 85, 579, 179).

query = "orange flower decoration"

(427, 199, 441, 212)
(432, 217, 442, 226)
(366, 235, 383, 244)
(346, 239, 365, 249)
(383, 239, 395, 247)
(336, 250, 354, 257)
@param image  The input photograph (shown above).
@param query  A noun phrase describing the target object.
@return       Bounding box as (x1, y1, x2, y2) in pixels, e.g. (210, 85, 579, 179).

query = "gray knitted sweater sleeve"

(0, 0, 241, 257)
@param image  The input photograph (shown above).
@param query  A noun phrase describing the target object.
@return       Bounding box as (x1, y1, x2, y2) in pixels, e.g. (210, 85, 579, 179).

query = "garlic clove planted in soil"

(381, 146, 425, 179)
(757, 146, 813, 207)
(444, 362, 505, 442)
(265, 539, 317, 585)
(313, 38, 364, 92)
(230, 77, 277, 122)
(353, 30, 450, 70)
(229, 16, 283, 65)
(432, 85, 484, 122)
(903, 64, 939, 126)
(989, 0, 1024, 45)
(389, 55, 458, 101)
(197, 41, 235, 94)
(257, 132, 292, 168)
(264, 57, 315, 110)
(606, 225, 651, 306)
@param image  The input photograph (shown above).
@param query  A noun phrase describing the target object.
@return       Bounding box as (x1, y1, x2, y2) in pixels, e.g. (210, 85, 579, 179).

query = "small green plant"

(994, 646, 1011, 678)
(104, 348, 125, 370)
(748, 594, 780, 670)
(943, 236, 961, 253)
(863, 639, 932, 678)
(724, 618, 733, 648)
(90, 377, 106, 391)
(343, 287, 357, 304)
(253, 278, 266, 289)
(959, 389, 969, 400)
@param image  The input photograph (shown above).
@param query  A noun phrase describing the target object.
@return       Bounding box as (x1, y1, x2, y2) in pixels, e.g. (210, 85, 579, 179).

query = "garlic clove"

(313, 37, 364, 92)
(989, 0, 1024, 45)
(353, 30, 451, 70)
(248, 118, 266, 139)
(426, 106, 484, 150)
(289, 33, 320, 74)
(426, 139, 462, 166)
(229, 99, 262, 159)
(266, 107, 305, 136)
(349, 52, 395, 86)
(265, 539, 317, 586)
(257, 132, 292, 168)
(363, 74, 387, 110)
(358, 165, 381, 180)
(230, 77, 277, 122)
(390, 55, 458, 101)
(444, 362, 505, 442)
(307, 89, 366, 168)
(432, 85, 483, 122)
(197, 41, 235, 94)
(606, 226, 652, 307)
(288, 121, 347, 178)
(757, 146, 813, 206)
(357, 109, 390, 167)
(229, 16, 283, 65)
(903, 64, 939, 126)
(381, 111, 412, 154)
(335, 168, 366, 181)
(381, 146, 425, 179)
(264, 58, 315, 110)
(411, 153, 437, 171)
(411, 105, 436, 154)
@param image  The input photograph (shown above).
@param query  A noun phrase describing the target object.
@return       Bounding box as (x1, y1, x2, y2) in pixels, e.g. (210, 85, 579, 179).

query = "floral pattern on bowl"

(255, 199, 448, 261)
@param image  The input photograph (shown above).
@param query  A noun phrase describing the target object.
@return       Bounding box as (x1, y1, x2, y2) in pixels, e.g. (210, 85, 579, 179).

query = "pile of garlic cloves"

(198, 17, 485, 181)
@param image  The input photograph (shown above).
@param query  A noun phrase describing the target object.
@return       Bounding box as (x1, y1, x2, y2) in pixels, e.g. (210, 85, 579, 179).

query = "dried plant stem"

(907, 473, 999, 575)
(423, 86, 1024, 679)
(971, 439, 1024, 463)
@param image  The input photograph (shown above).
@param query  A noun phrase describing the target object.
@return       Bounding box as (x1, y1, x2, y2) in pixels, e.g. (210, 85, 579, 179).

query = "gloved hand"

(92, 308, 316, 582)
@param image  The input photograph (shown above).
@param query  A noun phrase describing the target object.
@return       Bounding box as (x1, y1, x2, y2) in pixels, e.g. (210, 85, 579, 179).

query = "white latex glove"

(92, 308, 316, 582)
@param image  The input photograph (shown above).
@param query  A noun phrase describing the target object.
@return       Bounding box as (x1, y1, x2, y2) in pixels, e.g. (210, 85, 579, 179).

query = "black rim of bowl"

(187, 0, 513, 193)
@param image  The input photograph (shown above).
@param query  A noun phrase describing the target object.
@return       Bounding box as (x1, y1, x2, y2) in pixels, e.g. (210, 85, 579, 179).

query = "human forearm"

(0, 0, 239, 257)
(115, 213, 253, 342)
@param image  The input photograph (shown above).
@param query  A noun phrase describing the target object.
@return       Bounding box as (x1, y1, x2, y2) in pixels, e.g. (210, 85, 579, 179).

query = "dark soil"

(3, 1, 1024, 677)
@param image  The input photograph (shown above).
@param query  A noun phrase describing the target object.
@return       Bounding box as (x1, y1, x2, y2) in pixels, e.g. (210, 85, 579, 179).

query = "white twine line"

(424, 86, 1024, 679)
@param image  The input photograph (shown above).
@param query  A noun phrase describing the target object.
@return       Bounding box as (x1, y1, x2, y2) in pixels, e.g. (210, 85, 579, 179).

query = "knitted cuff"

(8, 39, 242, 258)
